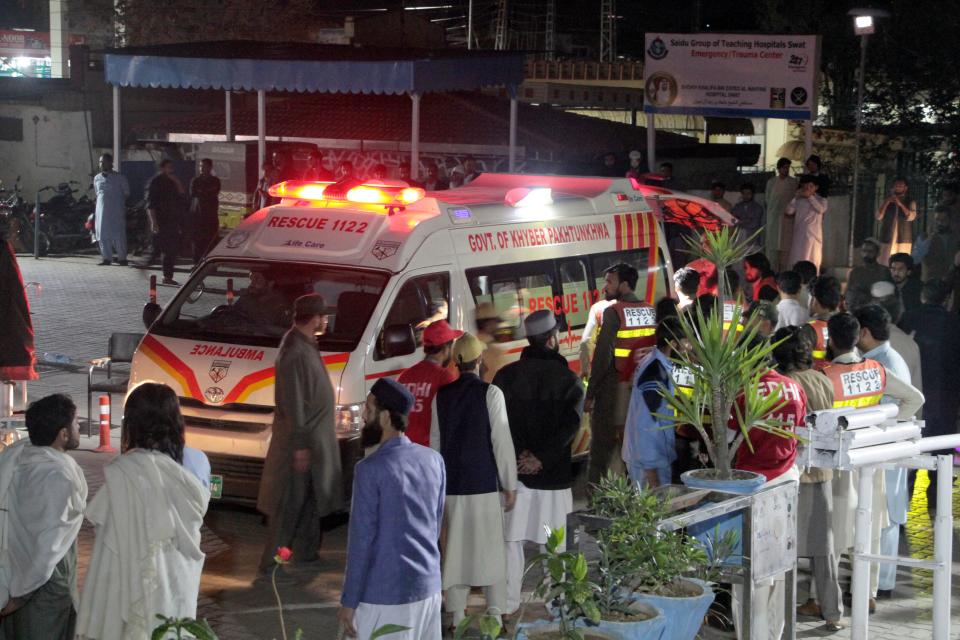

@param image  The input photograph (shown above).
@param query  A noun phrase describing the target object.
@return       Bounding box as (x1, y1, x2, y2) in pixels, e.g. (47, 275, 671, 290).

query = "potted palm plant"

(660, 227, 794, 491)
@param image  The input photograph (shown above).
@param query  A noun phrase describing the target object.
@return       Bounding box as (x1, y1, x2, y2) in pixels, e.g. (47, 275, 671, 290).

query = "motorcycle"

(34, 181, 95, 254)
(0, 176, 49, 255)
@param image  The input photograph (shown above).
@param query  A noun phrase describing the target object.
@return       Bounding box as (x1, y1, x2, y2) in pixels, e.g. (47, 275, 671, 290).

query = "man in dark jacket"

(188, 158, 221, 263)
(493, 310, 584, 615)
(901, 280, 960, 509)
(146, 159, 185, 285)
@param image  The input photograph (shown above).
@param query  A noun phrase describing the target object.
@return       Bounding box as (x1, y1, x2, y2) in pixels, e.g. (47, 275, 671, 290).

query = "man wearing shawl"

(0, 394, 86, 639)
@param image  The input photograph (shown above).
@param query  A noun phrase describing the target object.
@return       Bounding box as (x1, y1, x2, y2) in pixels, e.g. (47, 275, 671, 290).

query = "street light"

(847, 7, 889, 266)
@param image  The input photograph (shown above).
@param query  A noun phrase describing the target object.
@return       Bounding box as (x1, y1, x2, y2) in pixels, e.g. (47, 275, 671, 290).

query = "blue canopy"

(104, 41, 525, 95)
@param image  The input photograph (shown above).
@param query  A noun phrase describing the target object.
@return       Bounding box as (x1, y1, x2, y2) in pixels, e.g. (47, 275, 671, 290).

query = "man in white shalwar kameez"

(77, 383, 210, 640)
(0, 394, 85, 640)
(93, 153, 130, 265)
(786, 175, 828, 270)
(431, 332, 517, 627)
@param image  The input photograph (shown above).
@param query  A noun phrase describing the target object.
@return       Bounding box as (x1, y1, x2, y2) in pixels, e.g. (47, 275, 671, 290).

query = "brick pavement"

(10, 253, 960, 639)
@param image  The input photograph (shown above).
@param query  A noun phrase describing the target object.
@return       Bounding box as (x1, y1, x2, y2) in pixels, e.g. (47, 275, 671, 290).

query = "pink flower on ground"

(274, 546, 293, 563)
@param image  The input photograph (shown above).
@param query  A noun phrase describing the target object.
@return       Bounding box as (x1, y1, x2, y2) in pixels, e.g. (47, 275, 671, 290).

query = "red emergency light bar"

(268, 180, 425, 207)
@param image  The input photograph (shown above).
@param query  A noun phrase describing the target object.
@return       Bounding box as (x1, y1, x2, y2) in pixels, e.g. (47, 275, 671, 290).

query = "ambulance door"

(365, 269, 452, 386)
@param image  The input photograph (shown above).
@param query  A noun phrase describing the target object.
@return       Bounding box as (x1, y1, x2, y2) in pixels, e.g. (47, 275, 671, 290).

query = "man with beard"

(742, 252, 778, 302)
(887, 253, 922, 314)
(338, 379, 445, 640)
(430, 333, 517, 627)
(585, 263, 655, 485)
(493, 311, 584, 615)
(0, 394, 86, 640)
(258, 294, 342, 574)
(875, 177, 917, 263)
(917, 206, 958, 282)
(846, 239, 892, 300)
(397, 320, 461, 446)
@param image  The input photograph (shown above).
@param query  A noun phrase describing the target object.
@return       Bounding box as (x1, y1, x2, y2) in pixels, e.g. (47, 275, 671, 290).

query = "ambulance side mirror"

(142, 302, 162, 329)
(378, 324, 416, 359)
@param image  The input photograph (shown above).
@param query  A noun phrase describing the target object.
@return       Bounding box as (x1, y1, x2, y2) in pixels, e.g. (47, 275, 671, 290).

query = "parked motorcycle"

(0, 176, 49, 255)
(35, 181, 95, 254)
(84, 200, 152, 257)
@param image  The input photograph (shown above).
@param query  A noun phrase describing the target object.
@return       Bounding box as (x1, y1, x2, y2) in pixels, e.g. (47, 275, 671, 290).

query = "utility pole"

(494, 0, 508, 50)
(544, 0, 556, 59)
(467, 0, 473, 50)
(600, 0, 616, 61)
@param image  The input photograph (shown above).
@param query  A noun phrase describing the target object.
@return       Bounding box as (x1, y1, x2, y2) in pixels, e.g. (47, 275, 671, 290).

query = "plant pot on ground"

(515, 624, 623, 640)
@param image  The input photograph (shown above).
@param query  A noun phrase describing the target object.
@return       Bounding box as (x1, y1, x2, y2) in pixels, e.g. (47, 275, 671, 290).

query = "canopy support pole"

(257, 90, 266, 177)
(508, 94, 518, 172)
(112, 85, 120, 165)
(646, 112, 656, 172)
(410, 93, 421, 180)
(225, 91, 233, 141)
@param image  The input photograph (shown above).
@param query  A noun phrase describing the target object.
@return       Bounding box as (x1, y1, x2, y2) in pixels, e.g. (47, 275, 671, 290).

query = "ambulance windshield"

(155, 260, 389, 350)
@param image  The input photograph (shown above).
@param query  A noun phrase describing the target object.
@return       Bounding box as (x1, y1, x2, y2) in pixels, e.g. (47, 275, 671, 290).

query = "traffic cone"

(94, 395, 117, 453)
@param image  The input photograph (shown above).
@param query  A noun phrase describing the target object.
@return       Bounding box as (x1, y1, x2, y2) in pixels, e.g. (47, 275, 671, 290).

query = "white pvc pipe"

(257, 90, 266, 176)
(850, 465, 875, 640)
(932, 454, 952, 640)
(846, 442, 920, 467)
(914, 434, 960, 453)
(410, 93, 421, 180)
(508, 96, 518, 172)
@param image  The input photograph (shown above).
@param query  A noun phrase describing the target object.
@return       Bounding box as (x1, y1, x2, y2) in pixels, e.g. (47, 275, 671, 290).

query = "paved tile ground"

(10, 252, 960, 639)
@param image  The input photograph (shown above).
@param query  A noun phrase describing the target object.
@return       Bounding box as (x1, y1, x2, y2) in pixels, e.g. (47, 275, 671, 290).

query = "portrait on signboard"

(645, 72, 678, 108)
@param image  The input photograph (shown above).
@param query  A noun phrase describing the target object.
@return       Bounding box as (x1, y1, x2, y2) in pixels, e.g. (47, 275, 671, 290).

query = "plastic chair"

(87, 332, 143, 436)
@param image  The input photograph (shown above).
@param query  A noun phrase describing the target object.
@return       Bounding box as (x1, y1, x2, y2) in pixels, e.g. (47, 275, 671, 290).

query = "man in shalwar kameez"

(0, 394, 86, 640)
(431, 332, 517, 627)
(93, 153, 130, 265)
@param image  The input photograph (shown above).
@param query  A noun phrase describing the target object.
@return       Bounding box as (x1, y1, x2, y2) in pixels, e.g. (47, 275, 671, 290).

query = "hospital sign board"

(643, 33, 820, 120)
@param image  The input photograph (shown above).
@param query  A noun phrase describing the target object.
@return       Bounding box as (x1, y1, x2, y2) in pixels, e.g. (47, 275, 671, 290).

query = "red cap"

(422, 320, 464, 347)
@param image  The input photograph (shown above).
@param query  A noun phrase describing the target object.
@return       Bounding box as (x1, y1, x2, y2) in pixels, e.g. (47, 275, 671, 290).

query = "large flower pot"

(680, 468, 766, 565)
(595, 600, 666, 640)
(516, 621, 625, 639)
(631, 578, 714, 640)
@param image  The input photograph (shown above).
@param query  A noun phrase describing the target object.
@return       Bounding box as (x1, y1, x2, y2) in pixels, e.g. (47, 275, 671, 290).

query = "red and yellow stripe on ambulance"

(132, 335, 348, 406)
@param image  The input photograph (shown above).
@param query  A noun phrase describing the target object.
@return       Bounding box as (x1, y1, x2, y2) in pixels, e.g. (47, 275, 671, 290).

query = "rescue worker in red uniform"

(396, 320, 461, 446)
(822, 312, 924, 614)
(805, 275, 842, 370)
(585, 263, 655, 486)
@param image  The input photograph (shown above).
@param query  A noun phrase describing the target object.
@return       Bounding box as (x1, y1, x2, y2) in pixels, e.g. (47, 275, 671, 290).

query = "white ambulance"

(129, 173, 732, 502)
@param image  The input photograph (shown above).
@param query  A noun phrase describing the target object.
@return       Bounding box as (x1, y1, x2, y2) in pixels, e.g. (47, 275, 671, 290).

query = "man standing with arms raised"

(258, 294, 342, 575)
(0, 394, 86, 639)
(585, 263, 655, 485)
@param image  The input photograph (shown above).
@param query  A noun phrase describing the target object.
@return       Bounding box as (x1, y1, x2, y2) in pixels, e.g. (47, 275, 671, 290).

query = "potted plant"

(661, 227, 794, 492)
(589, 474, 724, 640)
(515, 527, 623, 640)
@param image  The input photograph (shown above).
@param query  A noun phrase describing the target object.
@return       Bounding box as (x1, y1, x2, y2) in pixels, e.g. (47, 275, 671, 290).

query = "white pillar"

(932, 455, 953, 640)
(508, 96, 518, 172)
(225, 91, 233, 141)
(646, 112, 656, 172)
(112, 86, 121, 164)
(410, 93, 421, 180)
(850, 464, 875, 640)
(257, 90, 266, 176)
(49, 0, 68, 78)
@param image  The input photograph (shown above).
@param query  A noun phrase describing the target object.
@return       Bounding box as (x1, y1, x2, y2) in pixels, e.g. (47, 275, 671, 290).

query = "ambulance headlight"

(335, 403, 363, 437)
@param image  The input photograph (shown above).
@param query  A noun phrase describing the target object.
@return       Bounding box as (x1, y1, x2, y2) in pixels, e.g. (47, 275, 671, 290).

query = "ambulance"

(129, 173, 732, 503)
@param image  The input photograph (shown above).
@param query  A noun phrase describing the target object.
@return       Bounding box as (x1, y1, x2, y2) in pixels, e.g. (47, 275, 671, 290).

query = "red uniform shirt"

(729, 369, 806, 481)
(397, 359, 457, 446)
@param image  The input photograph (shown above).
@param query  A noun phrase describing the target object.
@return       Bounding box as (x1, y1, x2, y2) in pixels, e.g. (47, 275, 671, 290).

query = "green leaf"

(548, 557, 565, 583)
(370, 624, 412, 639)
(182, 619, 219, 640)
(294, 630, 303, 640)
(454, 616, 474, 639)
(479, 615, 502, 639)
(581, 599, 601, 624)
(570, 554, 588, 582)
(152, 626, 171, 640)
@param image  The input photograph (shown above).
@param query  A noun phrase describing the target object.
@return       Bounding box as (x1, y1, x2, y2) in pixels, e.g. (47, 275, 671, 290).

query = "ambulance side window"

(467, 261, 555, 340)
(559, 259, 591, 329)
(376, 273, 450, 360)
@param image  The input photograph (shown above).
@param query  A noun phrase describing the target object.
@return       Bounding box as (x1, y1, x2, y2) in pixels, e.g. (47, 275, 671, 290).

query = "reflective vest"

(808, 318, 829, 370)
(721, 299, 744, 335)
(823, 358, 887, 409)
(613, 301, 656, 382)
(672, 364, 695, 397)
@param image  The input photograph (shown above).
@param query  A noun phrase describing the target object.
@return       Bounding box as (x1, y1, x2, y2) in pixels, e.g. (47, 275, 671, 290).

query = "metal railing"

(525, 59, 644, 82)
